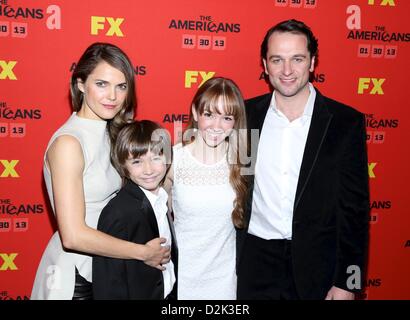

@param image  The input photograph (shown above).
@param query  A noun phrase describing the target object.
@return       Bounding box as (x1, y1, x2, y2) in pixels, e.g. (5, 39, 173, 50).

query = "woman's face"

(77, 61, 128, 121)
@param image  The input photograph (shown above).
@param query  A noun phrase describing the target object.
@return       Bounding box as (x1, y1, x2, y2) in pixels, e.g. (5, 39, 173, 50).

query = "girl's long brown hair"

(183, 77, 248, 229)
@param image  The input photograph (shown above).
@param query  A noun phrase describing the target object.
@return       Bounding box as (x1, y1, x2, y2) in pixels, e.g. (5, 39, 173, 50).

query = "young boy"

(92, 120, 177, 300)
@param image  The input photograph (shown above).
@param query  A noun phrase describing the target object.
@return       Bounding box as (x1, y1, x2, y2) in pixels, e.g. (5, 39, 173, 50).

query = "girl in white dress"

(31, 43, 170, 300)
(167, 77, 248, 299)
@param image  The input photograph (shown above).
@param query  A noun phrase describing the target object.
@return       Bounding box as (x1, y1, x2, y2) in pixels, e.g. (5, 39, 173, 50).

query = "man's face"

(263, 32, 315, 99)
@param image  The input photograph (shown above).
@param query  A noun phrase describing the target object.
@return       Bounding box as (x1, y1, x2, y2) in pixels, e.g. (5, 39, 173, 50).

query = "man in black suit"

(237, 19, 369, 300)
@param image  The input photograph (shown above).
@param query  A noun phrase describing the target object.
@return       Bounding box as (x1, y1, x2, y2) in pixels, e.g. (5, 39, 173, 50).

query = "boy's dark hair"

(260, 19, 319, 60)
(112, 120, 172, 182)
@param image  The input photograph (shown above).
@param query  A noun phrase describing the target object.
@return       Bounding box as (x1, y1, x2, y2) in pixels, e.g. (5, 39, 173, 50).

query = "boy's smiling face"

(124, 150, 167, 195)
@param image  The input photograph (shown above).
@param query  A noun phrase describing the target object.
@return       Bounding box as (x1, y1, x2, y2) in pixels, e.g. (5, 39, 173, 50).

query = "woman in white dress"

(31, 43, 170, 300)
(167, 77, 248, 299)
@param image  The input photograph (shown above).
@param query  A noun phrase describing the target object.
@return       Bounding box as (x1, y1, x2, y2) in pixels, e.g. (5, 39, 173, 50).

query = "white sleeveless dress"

(31, 113, 121, 300)
(172, 144, 237, 300)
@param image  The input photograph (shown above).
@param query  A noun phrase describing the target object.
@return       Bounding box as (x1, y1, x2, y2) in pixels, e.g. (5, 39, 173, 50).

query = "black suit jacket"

(237, 88, 370, 299)
(93, 179, 178, 300)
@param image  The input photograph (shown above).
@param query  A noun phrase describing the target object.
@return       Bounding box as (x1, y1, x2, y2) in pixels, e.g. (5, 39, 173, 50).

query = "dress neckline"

(184, 144, 227, 167)
(72, 112, 108, 131)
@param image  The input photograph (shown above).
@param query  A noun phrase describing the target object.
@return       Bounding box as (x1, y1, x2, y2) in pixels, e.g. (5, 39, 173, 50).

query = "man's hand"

(325, 286, 355, 300)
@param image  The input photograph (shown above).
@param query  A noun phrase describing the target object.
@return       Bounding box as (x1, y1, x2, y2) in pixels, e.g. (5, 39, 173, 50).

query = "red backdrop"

(0, 0, 409, 300)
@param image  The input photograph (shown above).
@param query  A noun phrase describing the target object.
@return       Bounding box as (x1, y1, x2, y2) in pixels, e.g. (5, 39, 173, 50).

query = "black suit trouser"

(237, 233, 299, 300)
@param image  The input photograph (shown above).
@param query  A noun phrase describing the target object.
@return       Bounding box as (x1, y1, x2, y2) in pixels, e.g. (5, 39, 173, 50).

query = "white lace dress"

(172, 144, 237, 300)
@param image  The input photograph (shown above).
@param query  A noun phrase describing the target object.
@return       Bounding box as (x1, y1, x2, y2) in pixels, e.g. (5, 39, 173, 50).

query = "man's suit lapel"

(250, 94, 272, 137)
(294, 91, 333, 211)
(247, 93, 271, 185)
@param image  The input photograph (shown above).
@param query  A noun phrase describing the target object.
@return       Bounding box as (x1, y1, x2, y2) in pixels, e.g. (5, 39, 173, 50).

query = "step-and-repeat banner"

(0, 0, 409, 300)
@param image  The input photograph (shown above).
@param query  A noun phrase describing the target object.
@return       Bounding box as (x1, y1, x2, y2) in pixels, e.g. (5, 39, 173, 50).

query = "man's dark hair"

(260, 19, 319, 60)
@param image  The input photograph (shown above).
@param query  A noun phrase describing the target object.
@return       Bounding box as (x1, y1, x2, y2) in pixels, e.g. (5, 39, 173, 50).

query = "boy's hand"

(143, 237, 171, 270)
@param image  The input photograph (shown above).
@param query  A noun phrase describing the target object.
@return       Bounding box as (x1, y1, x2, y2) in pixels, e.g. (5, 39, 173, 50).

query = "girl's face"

(192, 97, 236, 148)
(77, 61, 127, 121)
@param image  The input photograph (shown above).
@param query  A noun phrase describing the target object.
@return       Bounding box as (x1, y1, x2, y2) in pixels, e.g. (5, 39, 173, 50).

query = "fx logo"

(0, 160, 19, 178)
(358, 78, 385, 95)
(368, 0, 395, 6)
(185, 71, 215, 88)
(368, 162, 377, 178)
(0, 61, 17, 80)
(0, 253, 18, 271)
(91, 16, 124, 37)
